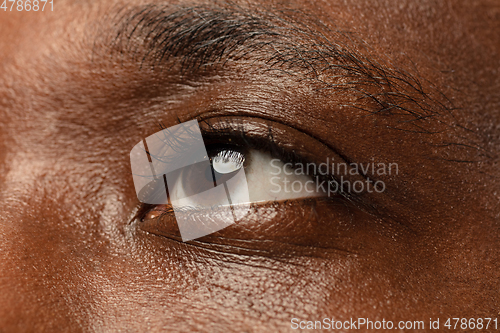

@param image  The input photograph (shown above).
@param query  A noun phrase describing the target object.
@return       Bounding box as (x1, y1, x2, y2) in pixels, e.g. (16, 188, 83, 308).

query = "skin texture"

(0, 0, 499, 332)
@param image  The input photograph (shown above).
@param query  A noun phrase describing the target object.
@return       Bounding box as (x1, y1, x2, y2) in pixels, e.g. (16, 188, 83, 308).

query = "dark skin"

(0, 0, 499, 332)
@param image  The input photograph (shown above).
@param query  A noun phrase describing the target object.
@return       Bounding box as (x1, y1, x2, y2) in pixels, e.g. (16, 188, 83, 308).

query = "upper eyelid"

(138, 122, 208, 166)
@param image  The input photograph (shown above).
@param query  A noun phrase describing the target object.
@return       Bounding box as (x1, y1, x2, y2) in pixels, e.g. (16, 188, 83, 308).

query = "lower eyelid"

(138, 197, 362, 255)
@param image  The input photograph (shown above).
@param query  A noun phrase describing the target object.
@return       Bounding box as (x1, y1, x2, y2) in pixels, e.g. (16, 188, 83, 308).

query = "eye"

(131, 117, 360, 246)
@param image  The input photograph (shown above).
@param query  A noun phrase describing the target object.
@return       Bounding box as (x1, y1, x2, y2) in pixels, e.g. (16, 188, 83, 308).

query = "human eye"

(131, 116, 365, 253)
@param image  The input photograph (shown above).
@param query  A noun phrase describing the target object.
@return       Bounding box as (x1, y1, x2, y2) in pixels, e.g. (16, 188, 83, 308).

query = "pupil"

(211, 150, 245, 174)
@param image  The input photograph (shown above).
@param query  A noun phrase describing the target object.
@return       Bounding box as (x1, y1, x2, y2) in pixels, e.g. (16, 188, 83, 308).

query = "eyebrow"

(111, 3, 453, 130)
(114, 4, 281, 71)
